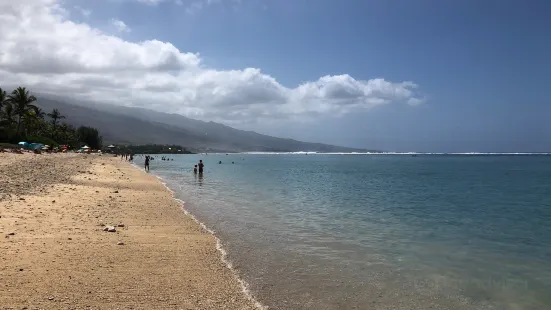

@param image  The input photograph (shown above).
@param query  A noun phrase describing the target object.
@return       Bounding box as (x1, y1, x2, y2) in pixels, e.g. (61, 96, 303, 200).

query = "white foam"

(129, 162, 267, 309)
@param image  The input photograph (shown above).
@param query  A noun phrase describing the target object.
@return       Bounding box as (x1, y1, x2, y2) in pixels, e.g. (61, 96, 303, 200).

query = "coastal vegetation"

(0, 86, 103, 149)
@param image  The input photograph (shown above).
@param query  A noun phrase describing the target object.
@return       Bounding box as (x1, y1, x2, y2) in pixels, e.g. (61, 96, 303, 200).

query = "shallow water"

(145, 154, 551, 310)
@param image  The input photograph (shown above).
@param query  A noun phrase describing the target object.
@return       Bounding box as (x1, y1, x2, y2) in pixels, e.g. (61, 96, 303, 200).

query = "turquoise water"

(145, 154, 551, 310)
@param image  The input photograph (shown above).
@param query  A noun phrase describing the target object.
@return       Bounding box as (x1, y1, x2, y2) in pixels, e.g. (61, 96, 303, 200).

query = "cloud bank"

(0, 0, 423, 124)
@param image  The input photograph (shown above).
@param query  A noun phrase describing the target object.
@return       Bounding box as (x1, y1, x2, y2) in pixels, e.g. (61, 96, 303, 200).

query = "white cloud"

(110, 18, 131, 33)
(74, 5, 91, 18)
(0, 0, 423, 125)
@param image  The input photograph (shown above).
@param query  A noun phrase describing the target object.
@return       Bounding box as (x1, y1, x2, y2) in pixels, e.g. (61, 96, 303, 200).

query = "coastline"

(129, 161, 266, 310)
(0, 153, 259, 309)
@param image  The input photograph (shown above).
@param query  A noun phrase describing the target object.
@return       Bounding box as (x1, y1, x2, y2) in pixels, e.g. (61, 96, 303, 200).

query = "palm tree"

(8, 87, 37, 137)
(34, 107, 48, 136)
(0, 87, 7, 112)
(34, 107, 46, 120)
(0, 88, 10, 139)
(58, 123, 77, 146)
(47, 108, 65, 139)
(24, 107, 46, 137)
(0, 102, 17, 139)
(58, 123, 68, 144)
(0, 88, 7, 137)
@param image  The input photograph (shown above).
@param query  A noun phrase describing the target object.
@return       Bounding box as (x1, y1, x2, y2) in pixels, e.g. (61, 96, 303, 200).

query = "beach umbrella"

(30, 143, 44, 150)
(107, 145, 115, 148)
(82, 145, 90, 149)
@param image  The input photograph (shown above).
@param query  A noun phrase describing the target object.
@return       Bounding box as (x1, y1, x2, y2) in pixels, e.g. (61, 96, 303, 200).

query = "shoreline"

(129, 161, 266, 310)
(160, 179, 266, 310)
(0, 153, 259, 309)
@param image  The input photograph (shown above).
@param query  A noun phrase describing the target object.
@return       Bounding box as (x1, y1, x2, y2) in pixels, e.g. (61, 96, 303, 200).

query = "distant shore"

(0, 153, 257, 309)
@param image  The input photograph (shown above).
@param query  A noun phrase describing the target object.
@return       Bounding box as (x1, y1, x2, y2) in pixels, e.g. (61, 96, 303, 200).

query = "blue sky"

(2, 0, 551, 152)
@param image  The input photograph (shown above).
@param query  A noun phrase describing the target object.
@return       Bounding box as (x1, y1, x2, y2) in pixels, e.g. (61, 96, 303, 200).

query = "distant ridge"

(36, 97, 367, 153)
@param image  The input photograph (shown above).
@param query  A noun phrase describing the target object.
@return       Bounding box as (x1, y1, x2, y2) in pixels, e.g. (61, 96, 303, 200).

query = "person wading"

(198, 160, 204, 174)
(145, 155, 150, 172)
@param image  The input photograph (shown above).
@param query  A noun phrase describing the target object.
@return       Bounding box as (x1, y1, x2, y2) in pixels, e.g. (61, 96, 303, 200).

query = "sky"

(1, 0, 550, 152)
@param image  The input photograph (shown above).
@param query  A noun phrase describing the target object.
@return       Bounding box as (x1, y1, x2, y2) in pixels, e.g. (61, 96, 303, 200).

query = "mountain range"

(36, 97, 366, 153)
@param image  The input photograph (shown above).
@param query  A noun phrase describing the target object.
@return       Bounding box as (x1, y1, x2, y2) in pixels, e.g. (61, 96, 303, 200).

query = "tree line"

(0, 86, 102, 149)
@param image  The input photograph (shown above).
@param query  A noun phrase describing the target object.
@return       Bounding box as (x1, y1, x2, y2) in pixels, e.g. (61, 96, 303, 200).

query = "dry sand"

(0, 153, 259, 310)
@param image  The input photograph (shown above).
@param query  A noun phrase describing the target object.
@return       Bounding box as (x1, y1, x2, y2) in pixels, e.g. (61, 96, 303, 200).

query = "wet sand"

(0, 153, 258, 309)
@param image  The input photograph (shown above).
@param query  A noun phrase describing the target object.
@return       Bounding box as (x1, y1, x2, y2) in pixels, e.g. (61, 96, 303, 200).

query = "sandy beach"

(0, 153, 258, 310)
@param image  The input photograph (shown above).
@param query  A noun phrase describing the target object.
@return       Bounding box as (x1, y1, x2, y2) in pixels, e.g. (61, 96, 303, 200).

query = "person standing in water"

(198, 160, 204, 174)
(193, 165, 198, 174)
(145, 155, 150, 172)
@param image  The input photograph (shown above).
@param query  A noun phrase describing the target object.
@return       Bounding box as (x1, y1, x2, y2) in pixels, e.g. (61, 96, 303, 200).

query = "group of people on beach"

(121, 153, 133, 162)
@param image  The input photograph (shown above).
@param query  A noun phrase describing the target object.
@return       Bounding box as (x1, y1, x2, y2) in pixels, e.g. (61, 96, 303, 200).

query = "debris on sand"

(103, 226, 116, 232)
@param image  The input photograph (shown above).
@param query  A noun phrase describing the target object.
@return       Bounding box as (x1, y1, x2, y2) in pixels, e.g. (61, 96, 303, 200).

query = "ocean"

(141, 154, 551, 310)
